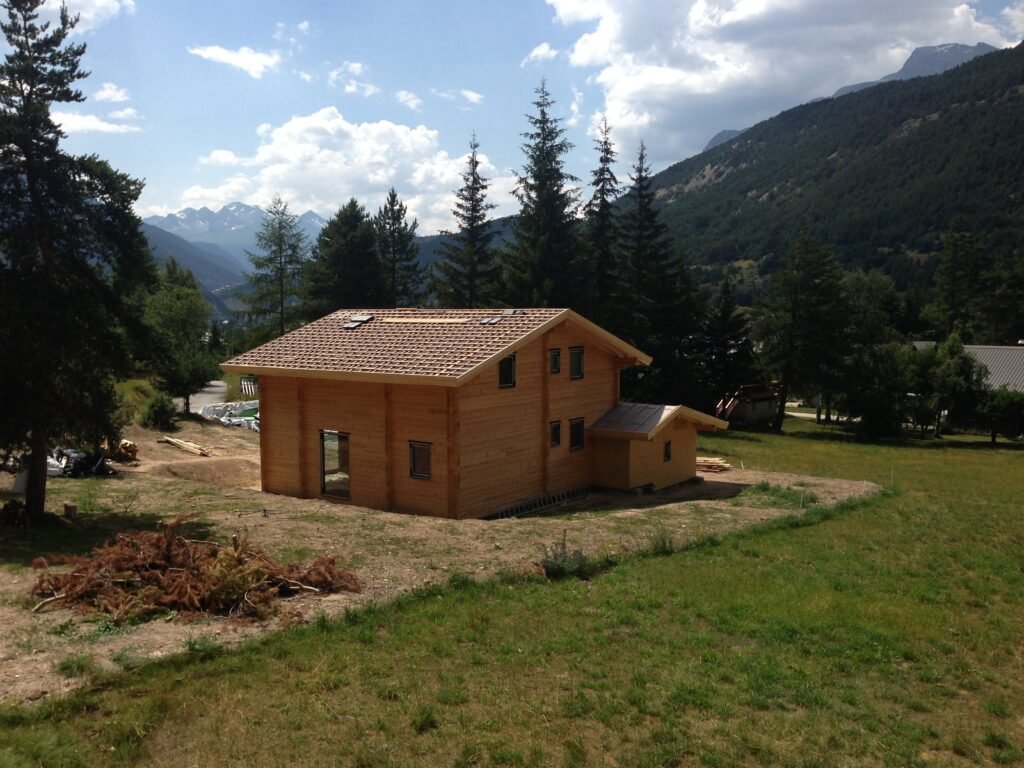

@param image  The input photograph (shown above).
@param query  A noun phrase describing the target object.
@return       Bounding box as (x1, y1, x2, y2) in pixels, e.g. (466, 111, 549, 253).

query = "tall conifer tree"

(245, 195, 308, 339)
(434, 135, 498, 307)
(577, 117, 620, 325)
(0, 0, 155, 521)
(301, 198, 385, 318)
(374, 187, 423, 307)
(503, 81, 579, 307)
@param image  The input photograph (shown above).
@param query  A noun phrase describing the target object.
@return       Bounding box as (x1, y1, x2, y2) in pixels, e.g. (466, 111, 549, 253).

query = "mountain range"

(649, 41, 1024, 288)
(703, 42, 999, 151)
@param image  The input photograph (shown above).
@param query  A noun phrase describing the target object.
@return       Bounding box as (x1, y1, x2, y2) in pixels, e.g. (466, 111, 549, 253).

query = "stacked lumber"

(696, 456, 732, 473)
(157, 436, 212, 456)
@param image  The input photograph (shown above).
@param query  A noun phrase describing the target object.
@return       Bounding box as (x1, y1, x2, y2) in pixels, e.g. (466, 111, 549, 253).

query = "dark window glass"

(321, 430, 350, 498)
(569, 347, 584, 379)
(663, 440, 672, 462)
(549, 421, 561, 447)
(549, 348, 561, 374)
(409, 442, 431, 478)
(569, 418, 585, 451)
(499, 354, 516, 388)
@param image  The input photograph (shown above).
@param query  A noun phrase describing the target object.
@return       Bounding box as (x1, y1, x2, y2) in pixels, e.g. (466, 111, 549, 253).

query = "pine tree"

(245, 195, 308, 339)
(434, 135, 498, 308)
(933, 221, 986, 340)
(616, 141, 700, 402)
(757, 234, 848, 430)
(301, 198, 385, 318)
(374, 188, 423, 307)
(503, 81, 580, 307)
(702, 273, 756, 408)
(0, 0, 155, 521)
(145, 259, 219, 414)
(577, 117, 620, 324)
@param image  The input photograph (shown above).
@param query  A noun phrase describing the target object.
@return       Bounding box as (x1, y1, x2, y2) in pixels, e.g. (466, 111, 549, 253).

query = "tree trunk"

(774, 383, 788, 432)
(183, 393, 191, 414)
(25, 427, 48, 522)
(815, 397, 822, 424)
(825, 393, 833, 424)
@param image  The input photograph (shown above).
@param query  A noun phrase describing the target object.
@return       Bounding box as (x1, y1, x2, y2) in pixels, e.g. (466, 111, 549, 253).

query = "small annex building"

(222, 308, 727, 519)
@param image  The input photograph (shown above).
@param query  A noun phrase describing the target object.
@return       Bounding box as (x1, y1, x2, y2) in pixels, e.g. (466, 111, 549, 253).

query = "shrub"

(541, 532, 598, 580)
(141, 391, 176, 430)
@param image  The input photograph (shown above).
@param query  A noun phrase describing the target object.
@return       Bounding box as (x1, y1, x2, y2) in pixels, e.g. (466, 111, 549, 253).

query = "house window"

(499, 354, 516, 388)
(409, 442, 432, 479)
(569, 347, 584, 379)
(549, 421, 561, 447)
(569, 418, 585, 451)
(663, 440, 672, 462)
(549, 348, 561, 374)
(321, 430, 350, 499)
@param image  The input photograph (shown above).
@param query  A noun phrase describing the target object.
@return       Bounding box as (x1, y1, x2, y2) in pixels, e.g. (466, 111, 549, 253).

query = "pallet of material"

(696, 456, 732, 473)
(157, 436, 212, 457)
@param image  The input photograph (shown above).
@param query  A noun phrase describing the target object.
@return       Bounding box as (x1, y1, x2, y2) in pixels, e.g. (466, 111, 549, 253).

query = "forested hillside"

(652, 42, 1024, 286)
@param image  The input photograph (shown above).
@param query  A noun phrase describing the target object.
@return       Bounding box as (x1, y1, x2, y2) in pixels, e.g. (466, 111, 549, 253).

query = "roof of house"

(963, 345, 1024, 392)
(911, 342, 1024, 393)
(589, 402, 728, 440)
(222, 308, 652, 386)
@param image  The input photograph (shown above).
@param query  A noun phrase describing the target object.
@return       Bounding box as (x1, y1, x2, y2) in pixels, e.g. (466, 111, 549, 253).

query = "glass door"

(320, 430, 350, 499)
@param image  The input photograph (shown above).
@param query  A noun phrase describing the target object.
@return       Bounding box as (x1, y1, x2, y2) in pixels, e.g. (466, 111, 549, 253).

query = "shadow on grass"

(0, 505, 218, 568)
(777, 426, 1024, 452)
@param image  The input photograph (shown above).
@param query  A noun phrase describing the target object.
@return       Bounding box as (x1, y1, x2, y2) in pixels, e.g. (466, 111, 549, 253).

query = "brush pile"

(31, 515, 360, 622)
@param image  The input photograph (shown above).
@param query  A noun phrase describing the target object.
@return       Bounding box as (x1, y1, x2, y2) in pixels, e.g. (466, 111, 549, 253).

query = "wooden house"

(222, 308, 726, 519)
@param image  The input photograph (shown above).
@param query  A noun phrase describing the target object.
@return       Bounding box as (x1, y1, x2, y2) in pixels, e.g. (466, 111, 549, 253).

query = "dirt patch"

(0, 420, 882, 705)
(155, 458, 261, 490)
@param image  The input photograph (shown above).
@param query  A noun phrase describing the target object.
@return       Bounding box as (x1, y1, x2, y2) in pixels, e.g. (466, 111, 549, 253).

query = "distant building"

(913, 343, 1024, 393)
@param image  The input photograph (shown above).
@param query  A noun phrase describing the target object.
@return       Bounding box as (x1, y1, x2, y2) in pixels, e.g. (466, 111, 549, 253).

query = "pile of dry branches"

(31, 515, 360, 621)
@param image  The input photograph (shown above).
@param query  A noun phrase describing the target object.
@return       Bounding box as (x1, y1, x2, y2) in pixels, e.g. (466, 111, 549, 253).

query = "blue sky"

(41, 0, 1024, 233)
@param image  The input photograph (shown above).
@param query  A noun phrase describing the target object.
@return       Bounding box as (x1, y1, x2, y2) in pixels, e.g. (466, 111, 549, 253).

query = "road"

(174, 380, 228, 414)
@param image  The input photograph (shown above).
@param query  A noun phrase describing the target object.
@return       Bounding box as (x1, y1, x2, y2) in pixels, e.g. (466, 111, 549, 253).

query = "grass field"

(1, 420, 1022, 767)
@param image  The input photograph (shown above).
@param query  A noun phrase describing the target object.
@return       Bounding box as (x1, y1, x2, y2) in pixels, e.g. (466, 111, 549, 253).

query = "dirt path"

(0, 420, 881, 705)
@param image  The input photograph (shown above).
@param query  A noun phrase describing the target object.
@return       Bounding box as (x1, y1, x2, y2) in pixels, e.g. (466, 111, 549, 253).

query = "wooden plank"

(297, 379, 309, 497)
(541, 331, 550, 493)
(384, 384, 393, 509)
(447, 388, 460, 519)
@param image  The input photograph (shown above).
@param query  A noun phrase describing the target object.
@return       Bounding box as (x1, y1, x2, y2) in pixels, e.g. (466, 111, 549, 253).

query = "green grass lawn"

(2, 420, 1023, 767)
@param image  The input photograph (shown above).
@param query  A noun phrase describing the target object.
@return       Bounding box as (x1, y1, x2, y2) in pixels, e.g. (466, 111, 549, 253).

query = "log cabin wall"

(457, 322, 622, 519)
(626, 420, 699, 490)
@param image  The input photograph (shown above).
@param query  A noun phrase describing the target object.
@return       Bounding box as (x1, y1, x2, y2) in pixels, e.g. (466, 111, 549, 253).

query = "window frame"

(663, 440, 672, 463)
(498, 353, 516, 389)
(320, 429, 351, 500)
(549, 420, 561, 447)
(569, 417, 585, 452)
(569, 346, 584, 380)
(549, 348, 561, 374)
(409, 441, 432, 479)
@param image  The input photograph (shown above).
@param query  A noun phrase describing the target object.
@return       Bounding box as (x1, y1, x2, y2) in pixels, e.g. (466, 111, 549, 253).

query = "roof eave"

(219, 362, 462, 388)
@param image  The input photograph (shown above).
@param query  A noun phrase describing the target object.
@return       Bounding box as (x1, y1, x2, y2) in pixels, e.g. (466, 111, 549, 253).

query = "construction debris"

(696, 456, 733, 473)
(200, 401, 259, 431)
(30, 514, 360, 622)
(157, 436, 212, 457)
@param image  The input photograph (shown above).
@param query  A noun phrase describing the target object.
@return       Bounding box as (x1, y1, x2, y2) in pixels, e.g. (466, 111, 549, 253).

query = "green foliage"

(540, 531, 609, 580)
(301, 198, 384, 319)
(53, 653, 94, 679)
(0, 0, 155, 520)
(140, 392, 176, 431)
(576, 116, 620, 325)
(434, 134, 499, 308)
(647, 44, 1024, 278)
(244, 195, 308, 340)
(374, 187, 423, 307)
(981, 387, 1024, 442)
(502, 80, 580, 307)
(144, 259, 219, 412)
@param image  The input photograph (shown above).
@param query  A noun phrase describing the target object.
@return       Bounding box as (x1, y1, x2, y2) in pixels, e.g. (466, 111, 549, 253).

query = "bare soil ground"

(0, 418, 880, 705)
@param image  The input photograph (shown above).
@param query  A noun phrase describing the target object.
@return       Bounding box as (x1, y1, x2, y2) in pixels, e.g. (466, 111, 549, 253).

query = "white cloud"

(521, 41, 559, 66)
(1004, 2, 1024, 36)
(180, 107, 517, 233)
(53, 111, 141, 134)
(187, 45, 281, 79)
(296, 70, 315, 83)
(108, 107, 141, 120)
(297, 20, 311, 34)
(547, 0, 1016, 164)
(460, 89, 484, 105)
(396, 90, 424, 111)
(94, 82, 129, 102)
(567, 86, 584, 126)
(431, 88, 485, 107)
(43, 0, 135, 32)
(328, 62, 378, 95)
